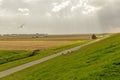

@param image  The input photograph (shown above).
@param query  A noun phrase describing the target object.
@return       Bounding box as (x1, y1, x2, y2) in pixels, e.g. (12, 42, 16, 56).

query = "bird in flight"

(18, 24, 25, 28)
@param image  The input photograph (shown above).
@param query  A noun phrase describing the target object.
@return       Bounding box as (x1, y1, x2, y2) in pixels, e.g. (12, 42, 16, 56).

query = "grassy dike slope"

(0, 40, 85, 71)
(1, 34, 120, 80)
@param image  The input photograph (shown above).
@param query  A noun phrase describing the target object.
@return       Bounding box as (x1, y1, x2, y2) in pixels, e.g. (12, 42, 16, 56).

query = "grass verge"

(1, 34, 120, 80)
(0, 40, 85, 71)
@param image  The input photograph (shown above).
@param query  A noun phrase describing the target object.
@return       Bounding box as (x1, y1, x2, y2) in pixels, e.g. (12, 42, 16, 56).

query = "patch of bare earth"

(0, 41, 73, 50)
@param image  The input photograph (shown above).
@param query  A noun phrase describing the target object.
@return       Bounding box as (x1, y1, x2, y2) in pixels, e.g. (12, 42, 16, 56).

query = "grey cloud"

(0, 0, 120, 34)
(96, 0, 120, 31)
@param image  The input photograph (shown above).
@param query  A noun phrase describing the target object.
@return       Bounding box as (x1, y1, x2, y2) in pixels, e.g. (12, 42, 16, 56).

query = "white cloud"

(52, 0, 71, 12)
(0, 8, 17, 17)
(45, 12, 51, 17)
(0, 0, 3, 5)
(71, 4, 82, 12)
(71, 0, 85, 11)
(71, 0, 102, 15)
(23, 0, 32, 3)
(82, 5, 102, 14)
(23, 13, 30, 16)
(18, 8, 29, 12)
(50, 0, 102, 17)
(18, 8, 30, 16)
(23, 0, 39, 4)
(0, 9, 6, 16)
(52, 2, 58, 6)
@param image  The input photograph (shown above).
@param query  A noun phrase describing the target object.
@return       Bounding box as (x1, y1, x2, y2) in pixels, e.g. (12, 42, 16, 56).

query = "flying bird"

(18, 24, 25, 28)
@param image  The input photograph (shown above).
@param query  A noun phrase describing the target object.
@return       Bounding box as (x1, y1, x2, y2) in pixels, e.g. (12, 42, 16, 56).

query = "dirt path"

(0, 36, 109, 78)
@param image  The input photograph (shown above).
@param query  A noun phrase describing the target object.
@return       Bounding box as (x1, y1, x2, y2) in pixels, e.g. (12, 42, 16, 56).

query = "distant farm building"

(32, 34, 48, 38)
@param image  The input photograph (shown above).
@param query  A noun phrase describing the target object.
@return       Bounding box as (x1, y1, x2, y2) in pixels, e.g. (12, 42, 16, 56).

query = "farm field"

(0, 34, 105, 50)
(0, 35, 90, 66)
(0, 36, 84, 65)
(1, 34, 120, 80)
(0, 41, 76, 50)
(0, 34, 92, 50)
(0, 39, 85, 71)
(0, 34, 104, 41)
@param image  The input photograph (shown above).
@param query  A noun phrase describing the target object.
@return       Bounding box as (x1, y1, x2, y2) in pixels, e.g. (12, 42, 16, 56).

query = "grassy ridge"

(0, 40, 85, 71)
(1, 34, 120, 80)
(0, 50, 33, 64)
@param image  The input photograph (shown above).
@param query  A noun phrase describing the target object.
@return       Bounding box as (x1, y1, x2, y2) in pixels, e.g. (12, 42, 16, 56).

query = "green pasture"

(1, 34, 120, 80)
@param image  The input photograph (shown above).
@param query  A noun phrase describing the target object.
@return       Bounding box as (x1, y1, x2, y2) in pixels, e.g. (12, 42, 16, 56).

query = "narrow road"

(0, 36, 109, 78)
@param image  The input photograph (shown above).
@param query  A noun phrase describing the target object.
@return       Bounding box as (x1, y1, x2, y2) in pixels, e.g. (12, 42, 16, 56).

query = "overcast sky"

(0, 0, 120, 34)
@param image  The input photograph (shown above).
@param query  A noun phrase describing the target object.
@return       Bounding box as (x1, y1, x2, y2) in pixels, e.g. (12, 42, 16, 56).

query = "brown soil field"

(0, 41, 74, 50)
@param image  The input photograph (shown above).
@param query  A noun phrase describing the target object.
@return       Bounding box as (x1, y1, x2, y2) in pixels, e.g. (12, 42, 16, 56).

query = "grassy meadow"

(0, 34, 120, 80)
(0, 40, 85, 71)
(0, 50, 32, 64)
(0, 34, 91, 70)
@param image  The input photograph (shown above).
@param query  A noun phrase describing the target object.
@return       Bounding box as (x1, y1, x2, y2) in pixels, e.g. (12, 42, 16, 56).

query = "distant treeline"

(0, 33, 48, 36)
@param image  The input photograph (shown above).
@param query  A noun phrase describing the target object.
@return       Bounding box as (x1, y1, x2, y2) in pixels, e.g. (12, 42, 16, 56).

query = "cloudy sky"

(0, 0, 120, 34)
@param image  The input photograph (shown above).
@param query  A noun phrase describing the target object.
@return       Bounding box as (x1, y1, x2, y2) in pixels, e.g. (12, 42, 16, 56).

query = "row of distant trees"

(0, 33, 48, 36)
(0, 33, 49, 38)
(91, 34, 97, 39)
(0, 33, 98, 39)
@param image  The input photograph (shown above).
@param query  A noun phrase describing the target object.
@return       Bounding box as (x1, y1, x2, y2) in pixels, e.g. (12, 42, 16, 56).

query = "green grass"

(1, 34, 120, 80)
(0, 50, 34, 64)
(0, 40, 85, 71)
